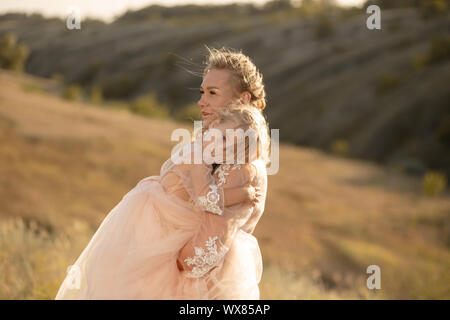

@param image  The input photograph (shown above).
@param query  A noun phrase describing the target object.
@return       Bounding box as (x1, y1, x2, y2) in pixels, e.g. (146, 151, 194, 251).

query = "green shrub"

(435, 115, 450, 145)
(427, 35, 450, 64)
(331, 139, 349, 156)
(387, 19, 402, 33)
(162, 54, 177, 74)
(330, 44, 346, 54)
(130, 93, 169, 118)
(314, 14, 334, 39)
(79, 61, 103, 85)
(422, 171, 447, 196)
(174, 103, 202, 123)
(63, 84, 82, 101)
(22, 82, 42, 93)
(0, 33, 29, 72)
(419, 0, 449, 19)
(51, 73, 65, 84)
(376, 73, 401, 94)
(411, 54, 429, 72)
(105, 100, 131, 113)
(296, 0, 336, 17)
(101, 74, 140, 99)
(89, 86, 103, 105)
(411, 35, 450, 72)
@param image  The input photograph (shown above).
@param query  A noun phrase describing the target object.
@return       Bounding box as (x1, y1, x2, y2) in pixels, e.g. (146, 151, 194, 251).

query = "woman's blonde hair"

(202, 46, 267, 111)
(211, 102, 271, 167)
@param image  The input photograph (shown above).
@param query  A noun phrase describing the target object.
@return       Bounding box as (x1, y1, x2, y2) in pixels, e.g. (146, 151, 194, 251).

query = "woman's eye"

(199, 89, 216, 95)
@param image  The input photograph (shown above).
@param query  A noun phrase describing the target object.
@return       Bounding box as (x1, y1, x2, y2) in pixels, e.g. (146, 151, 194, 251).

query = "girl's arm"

(177, 163, 259, 278)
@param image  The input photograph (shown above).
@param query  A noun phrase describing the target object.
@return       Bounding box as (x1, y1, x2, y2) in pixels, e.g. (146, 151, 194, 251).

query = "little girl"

(163, 106, 263, 217)
(174, 102, 270, 283)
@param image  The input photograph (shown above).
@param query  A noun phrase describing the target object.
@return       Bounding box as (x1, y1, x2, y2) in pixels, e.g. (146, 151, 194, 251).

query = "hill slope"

(0, 5, 449, 177)
(0, 70, 449, 299)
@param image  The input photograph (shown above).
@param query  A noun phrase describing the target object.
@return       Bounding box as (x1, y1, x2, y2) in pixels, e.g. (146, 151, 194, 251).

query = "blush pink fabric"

(55, 153, 267, 300)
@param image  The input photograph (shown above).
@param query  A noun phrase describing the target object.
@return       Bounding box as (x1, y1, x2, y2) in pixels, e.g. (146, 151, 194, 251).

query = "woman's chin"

(202, 117, 211, 127)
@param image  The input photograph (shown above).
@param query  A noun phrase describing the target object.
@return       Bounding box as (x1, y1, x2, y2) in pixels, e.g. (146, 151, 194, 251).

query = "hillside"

(0, 2, 449, 179)
(0, 70, 449, 299)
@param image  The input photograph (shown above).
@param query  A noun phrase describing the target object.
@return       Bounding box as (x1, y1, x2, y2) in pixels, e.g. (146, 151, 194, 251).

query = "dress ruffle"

(55, 175, 263, 300)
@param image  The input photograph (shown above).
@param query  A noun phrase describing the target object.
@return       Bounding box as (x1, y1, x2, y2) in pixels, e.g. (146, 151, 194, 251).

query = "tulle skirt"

(55, 176, 263, 300)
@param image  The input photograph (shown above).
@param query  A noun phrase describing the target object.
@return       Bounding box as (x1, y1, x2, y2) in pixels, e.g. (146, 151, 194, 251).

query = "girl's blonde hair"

(202, 46, 267, 111)
(211, 102, 271, 167)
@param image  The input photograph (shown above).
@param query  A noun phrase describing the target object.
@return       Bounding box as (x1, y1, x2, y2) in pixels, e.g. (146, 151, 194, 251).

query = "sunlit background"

(0, 0, 449, 300)
(0, 0, 365, 22)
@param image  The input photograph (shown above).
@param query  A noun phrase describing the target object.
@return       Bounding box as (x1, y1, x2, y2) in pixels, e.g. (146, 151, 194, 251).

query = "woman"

(55, 47, 270, 299)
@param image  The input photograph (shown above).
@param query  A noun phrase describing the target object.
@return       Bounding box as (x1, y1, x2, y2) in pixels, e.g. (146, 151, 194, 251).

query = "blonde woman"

(55, 47, 270, 299)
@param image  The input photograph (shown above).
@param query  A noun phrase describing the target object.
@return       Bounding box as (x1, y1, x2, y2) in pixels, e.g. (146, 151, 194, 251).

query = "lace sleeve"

(168, 131, 227, 215)
(189, 163, 226, 216)
(178, 163, 258, 279)
(178, 195, 236, 279)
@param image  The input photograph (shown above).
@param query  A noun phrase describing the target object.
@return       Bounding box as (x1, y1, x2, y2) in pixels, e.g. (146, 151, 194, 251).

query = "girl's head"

(207, 102, 271, 166)
(198, 46, 266, 127)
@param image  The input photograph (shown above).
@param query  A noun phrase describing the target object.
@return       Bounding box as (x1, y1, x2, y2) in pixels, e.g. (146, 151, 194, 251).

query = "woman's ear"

(240, 91, 251, 104)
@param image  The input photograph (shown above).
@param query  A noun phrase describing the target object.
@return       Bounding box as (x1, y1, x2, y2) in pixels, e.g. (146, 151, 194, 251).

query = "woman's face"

(198, 68, 240, 126)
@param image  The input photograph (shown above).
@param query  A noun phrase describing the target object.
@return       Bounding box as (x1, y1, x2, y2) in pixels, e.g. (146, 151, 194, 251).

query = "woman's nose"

(198, 98, 208, 109)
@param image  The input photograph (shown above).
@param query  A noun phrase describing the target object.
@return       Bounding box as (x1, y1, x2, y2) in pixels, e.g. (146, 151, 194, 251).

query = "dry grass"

(0, 216, 92, 299)
(0, 70, 449, 299)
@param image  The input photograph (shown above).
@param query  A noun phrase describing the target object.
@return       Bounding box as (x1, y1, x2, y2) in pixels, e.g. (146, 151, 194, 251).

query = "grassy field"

(0, 70, 449, 299)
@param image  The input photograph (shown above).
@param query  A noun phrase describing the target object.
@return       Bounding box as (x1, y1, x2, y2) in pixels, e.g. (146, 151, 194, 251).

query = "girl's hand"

(243, 182, 262, 205)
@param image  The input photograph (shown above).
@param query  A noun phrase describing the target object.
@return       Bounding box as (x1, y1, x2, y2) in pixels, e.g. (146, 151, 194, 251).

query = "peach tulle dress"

(55, 135, 268, 300)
